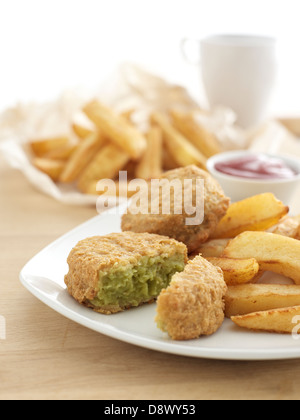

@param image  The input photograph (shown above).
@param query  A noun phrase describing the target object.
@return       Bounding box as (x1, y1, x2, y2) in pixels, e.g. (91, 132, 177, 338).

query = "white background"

(0, 0, 299, 116)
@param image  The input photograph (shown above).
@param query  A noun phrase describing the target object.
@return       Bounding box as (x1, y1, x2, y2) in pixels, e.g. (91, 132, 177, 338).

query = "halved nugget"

(65, 232, 188, 314)
(156, 255, 227, 340)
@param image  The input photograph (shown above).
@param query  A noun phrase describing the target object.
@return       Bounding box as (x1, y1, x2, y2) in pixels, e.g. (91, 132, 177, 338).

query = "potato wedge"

(225, 284, 300, 317)
(30, 136, 69, 157)
(212, 193, 289, 239)
(206, 257, 259, 286)
(293, 215, 300, 223)
(78, 144, 130, 193)
(190, 239, 231, 259)
(292, 215, 300, 240)
(84, 100, 147, 160)
(170, 109, 221, 158)
(151, 112, 207, 170)
(59, 131, 105, 183)
(231, 306, 300, 334)
(267, 216, 300, 238)
(33, 158, 65, 182)
(223, 231, 300, 284)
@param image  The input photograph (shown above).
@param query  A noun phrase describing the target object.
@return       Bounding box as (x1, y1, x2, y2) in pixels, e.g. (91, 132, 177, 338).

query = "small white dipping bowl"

(207, 150, 300, 204)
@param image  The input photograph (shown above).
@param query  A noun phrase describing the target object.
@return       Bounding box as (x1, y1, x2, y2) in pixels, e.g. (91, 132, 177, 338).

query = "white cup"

(181, 34, 278, 128)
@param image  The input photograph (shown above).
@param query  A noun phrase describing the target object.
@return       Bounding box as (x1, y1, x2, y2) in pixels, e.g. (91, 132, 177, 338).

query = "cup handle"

(180, 38, 201, 65)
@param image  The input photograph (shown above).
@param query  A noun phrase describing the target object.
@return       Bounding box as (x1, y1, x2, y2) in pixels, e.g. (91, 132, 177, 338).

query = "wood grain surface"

(1, 157, 300, 400)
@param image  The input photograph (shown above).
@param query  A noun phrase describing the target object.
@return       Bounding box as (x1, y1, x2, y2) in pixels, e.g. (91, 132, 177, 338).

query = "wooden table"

(1, 157, 300, 401)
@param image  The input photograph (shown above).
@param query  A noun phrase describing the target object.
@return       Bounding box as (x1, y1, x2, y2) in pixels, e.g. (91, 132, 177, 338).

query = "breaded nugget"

(156, 255, 227, 340)
(121, 165, 230, 253)
(65, 232, 188, 314)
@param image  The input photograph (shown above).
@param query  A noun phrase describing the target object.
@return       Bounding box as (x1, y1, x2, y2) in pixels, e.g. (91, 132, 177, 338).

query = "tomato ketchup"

(215, 154, 298, 180)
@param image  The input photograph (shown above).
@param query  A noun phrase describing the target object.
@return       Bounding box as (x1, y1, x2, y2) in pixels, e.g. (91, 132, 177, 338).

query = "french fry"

(162, 146, 179, 171)
(225, 284, 300, 318)
(72, 123, 94, 140)
(78, 144, 130, 193)
(33, 158, 65, 182)
(278, 117, 300, 137)
(59, 131, 105, 183)
(170, 109, 221, 157)
(44, 144, 77, 161)
(123, 160, 137, 179)
(84, 180, 137, 198)
(135, 126, 163, 180)
(151, 112, 207, 170)
(206, 257, 260, 286)
(120, 108, 136, 124)
(190, 239, 231, 259)
(212, 193, 289, 239)
(30, 136, 69, 157)
(84, 100, 147, 160)
(115, 181, 139, 198)
(223, 231, 300, 284)
(231, 306, 300, 334)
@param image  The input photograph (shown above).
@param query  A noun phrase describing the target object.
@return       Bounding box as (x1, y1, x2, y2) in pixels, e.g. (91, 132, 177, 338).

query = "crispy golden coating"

(156, 255, 227, 340)
(64, 232, 188, 314)
(121, 165, 230, 253)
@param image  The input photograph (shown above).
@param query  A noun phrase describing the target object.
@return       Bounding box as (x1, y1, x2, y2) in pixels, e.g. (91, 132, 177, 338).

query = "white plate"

(20, 207, 300, 361)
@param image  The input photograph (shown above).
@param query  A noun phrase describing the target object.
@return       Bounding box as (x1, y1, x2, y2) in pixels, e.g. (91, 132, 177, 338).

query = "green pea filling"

(89, 255, 185, 309)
